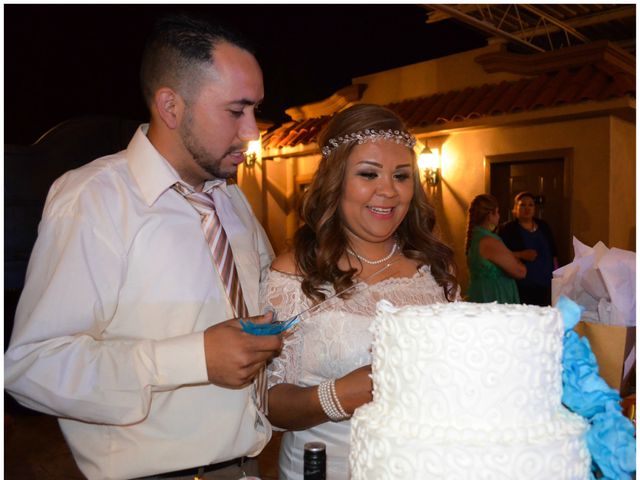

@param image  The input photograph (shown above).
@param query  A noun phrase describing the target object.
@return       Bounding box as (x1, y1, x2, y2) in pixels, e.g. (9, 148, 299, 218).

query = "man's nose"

(238, 113, 260, 142)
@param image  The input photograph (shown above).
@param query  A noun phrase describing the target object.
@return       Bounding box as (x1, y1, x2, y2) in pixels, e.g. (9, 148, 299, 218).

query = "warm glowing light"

(418, 148, 440, 171)
(418, 144, 441, 186)
(247, 140, 261, 156)
(245, 139, 261, 167)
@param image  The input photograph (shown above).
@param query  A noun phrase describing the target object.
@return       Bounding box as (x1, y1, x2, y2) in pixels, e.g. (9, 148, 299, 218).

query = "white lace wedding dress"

(260, 265, 449, 480)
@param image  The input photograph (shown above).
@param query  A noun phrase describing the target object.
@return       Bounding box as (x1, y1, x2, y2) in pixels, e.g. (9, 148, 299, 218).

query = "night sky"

(4, 4, 487, 145)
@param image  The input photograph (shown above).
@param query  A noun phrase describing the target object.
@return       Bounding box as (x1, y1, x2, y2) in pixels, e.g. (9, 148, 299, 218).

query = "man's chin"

(207, 166, 238, 180)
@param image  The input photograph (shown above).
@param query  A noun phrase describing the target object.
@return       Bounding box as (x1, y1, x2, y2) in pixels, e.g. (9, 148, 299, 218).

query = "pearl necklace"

(346, 242, 398, 265)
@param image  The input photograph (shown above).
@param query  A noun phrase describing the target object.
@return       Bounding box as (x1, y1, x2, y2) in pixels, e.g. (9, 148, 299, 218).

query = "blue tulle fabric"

(557, 296, 636, 480)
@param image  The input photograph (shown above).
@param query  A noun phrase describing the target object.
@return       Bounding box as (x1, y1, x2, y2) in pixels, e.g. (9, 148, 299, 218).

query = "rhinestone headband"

(321, 128, 416, 158)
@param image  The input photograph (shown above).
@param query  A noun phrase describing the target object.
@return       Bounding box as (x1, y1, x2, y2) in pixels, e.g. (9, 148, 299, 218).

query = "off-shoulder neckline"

(268, 264, 432, 287)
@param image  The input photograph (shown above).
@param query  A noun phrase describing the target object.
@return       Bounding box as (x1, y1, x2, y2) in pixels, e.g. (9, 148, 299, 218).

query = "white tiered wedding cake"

(350, 300, 591, 479)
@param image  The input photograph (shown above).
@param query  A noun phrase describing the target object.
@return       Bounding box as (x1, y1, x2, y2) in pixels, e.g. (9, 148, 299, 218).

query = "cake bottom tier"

(350, 408, 591, 480)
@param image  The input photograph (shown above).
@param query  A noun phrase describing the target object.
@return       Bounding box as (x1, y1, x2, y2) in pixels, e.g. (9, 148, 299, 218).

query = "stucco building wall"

(354, 44, 523, 104)
(609, 116, 636, 250)
(239, 45, 635, 295)
(433, 115, 631, 291)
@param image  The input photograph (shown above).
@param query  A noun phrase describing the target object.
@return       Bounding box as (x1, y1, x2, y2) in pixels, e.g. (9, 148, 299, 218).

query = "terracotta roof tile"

(491, 78, 530, 115)
(555, 65, 596, 105)
(262, 64, 635, 150)
(510, 74, 549, 113)
(400, 94, 443, 126)
(439, 86, 475, 121)
(473, 81, 510, 116)
(453, 84, 493, 120)
(426, 90, 461, 125)
(275, 128, 300, 149)
(531, 69, 571, 109)
(577, 69, 610, 101)
(604, 72, 636, 99)
(287, 128, 309, 146)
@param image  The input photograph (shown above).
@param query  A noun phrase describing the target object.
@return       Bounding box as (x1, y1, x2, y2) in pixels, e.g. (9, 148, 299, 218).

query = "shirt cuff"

(152, 332, 208, 387)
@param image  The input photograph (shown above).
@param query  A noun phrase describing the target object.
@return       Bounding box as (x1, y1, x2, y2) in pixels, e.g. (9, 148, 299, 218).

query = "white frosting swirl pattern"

(349, 301, 591, 479)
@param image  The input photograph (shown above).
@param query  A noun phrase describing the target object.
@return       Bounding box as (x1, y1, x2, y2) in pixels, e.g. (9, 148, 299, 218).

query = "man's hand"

(204, 312, 283, 388)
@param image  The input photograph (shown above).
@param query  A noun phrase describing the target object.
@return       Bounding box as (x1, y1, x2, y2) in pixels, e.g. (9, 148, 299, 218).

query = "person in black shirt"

(498, 191, 559, 306)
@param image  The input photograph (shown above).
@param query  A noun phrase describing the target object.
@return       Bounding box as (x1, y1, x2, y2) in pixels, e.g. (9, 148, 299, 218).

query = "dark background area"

(4, 4, 487, 145)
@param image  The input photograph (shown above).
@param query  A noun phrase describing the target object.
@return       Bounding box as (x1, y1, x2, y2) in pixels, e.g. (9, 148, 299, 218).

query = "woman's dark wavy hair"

(293, 103, 458, 304)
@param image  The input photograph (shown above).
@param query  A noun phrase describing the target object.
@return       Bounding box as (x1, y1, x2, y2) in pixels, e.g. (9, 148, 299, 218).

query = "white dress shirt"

(4, 125, 275, 480)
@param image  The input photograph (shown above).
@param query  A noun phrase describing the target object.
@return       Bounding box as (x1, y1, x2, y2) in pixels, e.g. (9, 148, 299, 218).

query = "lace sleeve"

(259, 269, 305, 320)
(260, 269, 311, 388)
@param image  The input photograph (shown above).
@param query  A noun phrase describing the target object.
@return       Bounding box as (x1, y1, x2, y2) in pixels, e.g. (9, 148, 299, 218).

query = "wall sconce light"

(418, 144, 440, 186)
(245, 139, 261, 167)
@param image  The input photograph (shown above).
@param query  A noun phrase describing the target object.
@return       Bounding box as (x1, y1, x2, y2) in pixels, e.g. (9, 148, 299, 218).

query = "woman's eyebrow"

(356, 160, 412, 169)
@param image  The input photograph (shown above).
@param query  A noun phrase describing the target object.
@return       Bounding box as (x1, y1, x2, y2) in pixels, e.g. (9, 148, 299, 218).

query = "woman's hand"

(267, 364, 373, 430)
(516, 249, 538, 262)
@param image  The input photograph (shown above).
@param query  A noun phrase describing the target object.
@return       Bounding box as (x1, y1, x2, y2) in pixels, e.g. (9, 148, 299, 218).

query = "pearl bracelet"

(318, 379, 351, 422)
(329, 378, 349, 418)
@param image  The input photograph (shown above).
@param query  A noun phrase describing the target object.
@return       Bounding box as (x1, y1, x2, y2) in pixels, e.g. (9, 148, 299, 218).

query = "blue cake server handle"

(240, 315, 300, 335)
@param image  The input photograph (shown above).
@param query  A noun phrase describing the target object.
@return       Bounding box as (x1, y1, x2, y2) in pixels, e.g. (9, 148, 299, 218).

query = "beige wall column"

(609, 116, 636, 250)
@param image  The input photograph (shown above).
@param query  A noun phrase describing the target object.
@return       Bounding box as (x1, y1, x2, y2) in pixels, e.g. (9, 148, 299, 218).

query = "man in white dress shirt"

(5, 13, 282, 480)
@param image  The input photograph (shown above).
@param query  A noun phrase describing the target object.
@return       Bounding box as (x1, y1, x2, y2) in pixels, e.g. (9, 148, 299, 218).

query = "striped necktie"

(173, 182, 268, 413)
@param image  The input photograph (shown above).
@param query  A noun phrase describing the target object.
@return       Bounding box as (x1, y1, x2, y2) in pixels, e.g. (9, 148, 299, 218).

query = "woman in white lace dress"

(260, 104, 459, 480)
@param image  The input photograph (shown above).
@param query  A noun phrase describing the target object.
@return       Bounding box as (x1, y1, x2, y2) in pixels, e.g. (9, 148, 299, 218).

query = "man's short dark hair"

(139, 13, 255, 108)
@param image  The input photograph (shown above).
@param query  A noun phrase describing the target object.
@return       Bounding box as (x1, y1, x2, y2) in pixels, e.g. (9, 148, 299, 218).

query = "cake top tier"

(371, 300, 565, 429)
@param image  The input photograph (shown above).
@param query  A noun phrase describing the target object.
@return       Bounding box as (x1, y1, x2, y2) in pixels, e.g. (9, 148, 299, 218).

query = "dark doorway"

(489, 154, 571, 267)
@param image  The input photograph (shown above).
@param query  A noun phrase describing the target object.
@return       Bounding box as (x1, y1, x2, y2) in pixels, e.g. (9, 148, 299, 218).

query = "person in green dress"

(465, 194, 526, 303)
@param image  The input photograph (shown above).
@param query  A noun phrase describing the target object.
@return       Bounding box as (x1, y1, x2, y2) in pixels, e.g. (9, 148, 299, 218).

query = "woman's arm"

(513, 249, 538, 262)
(479, 236, 527, 279)
(267, 365, 372, 430)
(263, 252, 374, 429)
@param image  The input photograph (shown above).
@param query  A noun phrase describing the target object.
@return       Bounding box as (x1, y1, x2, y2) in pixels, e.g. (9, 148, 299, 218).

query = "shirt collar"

(203, 178, 229, 196)
(126, 124, 230, 205)
(174, 179, 229, 197)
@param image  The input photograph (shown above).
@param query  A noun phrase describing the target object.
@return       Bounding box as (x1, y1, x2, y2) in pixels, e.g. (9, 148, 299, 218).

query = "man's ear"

(153, 87, 183, 130)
